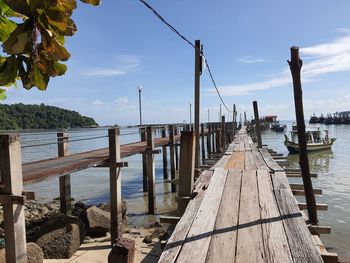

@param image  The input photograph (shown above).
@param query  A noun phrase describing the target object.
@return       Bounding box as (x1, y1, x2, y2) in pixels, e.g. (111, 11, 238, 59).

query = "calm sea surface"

(2, 123, 349, 258)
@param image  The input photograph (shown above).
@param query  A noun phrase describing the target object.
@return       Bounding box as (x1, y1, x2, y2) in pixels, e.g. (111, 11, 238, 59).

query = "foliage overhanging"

(0, 0, 100, 100)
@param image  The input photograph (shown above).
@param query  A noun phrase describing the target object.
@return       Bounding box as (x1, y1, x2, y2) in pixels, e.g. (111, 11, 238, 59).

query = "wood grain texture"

(271, 172, 323, 262)
(257, 170, 293, 263)
(176, 168, 228, 263)
(206, 169, 242, 263)
(235, 170, 265, 263)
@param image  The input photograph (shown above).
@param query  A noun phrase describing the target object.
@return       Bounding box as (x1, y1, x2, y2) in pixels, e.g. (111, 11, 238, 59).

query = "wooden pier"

(0, 120, 337, 262)
(159, 128, 336, 263)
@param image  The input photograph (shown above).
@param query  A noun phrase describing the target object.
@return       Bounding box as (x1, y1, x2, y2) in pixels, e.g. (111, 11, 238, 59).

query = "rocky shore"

(0, 198, 169, 262)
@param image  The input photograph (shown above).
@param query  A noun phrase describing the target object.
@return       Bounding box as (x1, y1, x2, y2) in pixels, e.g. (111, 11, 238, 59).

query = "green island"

(0, 103, 98, 130)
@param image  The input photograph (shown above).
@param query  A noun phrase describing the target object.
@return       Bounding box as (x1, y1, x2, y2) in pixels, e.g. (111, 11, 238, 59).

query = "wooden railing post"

(288, 46, 318, 225)
(178, 131, 195, 216)
(169, 125, 177, 192)
(57, 132, 71, 215)
(201, 123, 205, 164)
(221, 116, 226, 149)
(253, 101, 262, 148)
(146, 126, 156, 214)
(108, 128, 123, 244)
(0, 134, 27, 263)
(206, 123, 212, 157)
(161, 127, 168, 179)
(140, 127, 148, 192)
(174, 126, 179, 171)
(216, 127, 222, 153)
(211, 123, 216, 153)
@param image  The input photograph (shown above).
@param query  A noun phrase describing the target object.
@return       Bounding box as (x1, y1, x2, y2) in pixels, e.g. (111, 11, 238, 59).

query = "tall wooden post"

(216, 128, 222, 153)
(207, 123, 212, 157)
(211, 123, 216, 153)
(161, 127, 168, 179)
(108, 128, 123, 244)
(140, 127, 148, 192)
(221, 116, 226, 149)
(174, 126, 179, 171)
(145, 126, 156, 214)
(233, 104, 237, 135)
(194, 39, 201, 169)
(253, 101, 262, 148)
(0, 134, 27, 263)
(178, 131, 196, 216)
(169, 125, 177, 192)
(58, 132, 71, 215)
(200, 123, 205, 164)
(288, 46, 318, 225)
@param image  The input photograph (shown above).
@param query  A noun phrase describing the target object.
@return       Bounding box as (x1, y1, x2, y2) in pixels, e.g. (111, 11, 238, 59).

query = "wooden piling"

(211, 123, 216, 153)
(146, 126, 156, 214)
(194, 39, 201, 170)
(288, 46, 318, 225)
(0, 134, 27, 263)
(57, 132, 71, 215)
(216, 128, 222, 153)
(253, 101, 262, 148)
(178, 131, 195, 216)
(207, 123, 212, 156)
(108, 128, 123, 244)
(140, 127, 148, 192)
(161, 127, 168, 179)
(201, 123, 205, 164)
(174, 126, 179, 171)
(169, 125, 177, 192)
(221, 116, 226, 149)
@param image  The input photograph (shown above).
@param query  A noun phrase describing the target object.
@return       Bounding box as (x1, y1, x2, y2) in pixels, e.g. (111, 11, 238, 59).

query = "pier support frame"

(161, 127, 168, 179)
(0, 134, 27, 263)
(169, 125, 177, 192)
(178, 131, 195, 216)
(58, 132, 72, 215)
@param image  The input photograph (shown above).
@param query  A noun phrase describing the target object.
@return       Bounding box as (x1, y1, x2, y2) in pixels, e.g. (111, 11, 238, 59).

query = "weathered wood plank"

(235, 170, 265, 263)
(245, 151, 257, 170)
(205, 169, 242, 262)
(271, 172, 323, 262)
(159, 170, 214, 263)
(259, 148, 284, 172)
(175, 168, 228, 263)
(257, 170, 293, 263)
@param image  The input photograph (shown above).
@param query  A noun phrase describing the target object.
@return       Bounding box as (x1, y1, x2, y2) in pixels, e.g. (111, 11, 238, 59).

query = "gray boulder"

(33, 214, 85, 259)
(0, 242, 43, 263)
(82, 206, 110, 237)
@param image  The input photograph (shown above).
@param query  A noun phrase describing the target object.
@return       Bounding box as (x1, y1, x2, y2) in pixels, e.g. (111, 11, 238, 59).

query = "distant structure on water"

(309, 111, 350, 124)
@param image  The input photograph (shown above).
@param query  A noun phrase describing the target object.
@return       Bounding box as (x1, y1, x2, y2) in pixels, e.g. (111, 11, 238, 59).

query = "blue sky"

(4, 0, 350, 125)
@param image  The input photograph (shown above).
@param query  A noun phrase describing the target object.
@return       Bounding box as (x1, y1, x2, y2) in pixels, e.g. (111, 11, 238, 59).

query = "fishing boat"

(284, 127, 336, 153)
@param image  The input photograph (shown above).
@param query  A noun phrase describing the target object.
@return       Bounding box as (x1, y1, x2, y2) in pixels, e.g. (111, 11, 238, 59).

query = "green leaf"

(0, 0, 23, 17)
(2, 21, 34, 54)
(0, 89, 7, 100)
(80, 0, 101, 6)
(0, 56, 18, 86)
(53, 61, 67, 76)
(3, 0, 31, 17)
(0, 15, 17, 42)
(41, 32, 70, 61)
(33, 64, 48, 90)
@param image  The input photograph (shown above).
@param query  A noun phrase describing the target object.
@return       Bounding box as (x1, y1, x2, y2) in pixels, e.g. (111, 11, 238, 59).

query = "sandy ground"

(43, 227, 163, 263)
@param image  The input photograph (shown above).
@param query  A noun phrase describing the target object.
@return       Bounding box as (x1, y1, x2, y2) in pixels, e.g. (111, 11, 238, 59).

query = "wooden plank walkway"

(22, 135, 180, 185)
(159, 129, 323, 263)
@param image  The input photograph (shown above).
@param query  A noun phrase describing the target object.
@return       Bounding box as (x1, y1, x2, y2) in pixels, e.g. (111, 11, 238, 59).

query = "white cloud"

(81, 54, 141, 77)
(236, 56, 267, 64)
(81, 68, 126, 76)
(207, 31, 350, 97)
(92, 99, 103, 105)
(114, 96, 137, 111)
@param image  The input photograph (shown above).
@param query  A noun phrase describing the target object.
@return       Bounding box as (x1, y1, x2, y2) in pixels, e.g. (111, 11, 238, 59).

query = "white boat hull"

(284, 139, 335, 153)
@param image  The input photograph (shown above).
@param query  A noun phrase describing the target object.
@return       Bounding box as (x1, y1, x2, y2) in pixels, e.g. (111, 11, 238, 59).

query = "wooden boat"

(284, 128, 336, 153)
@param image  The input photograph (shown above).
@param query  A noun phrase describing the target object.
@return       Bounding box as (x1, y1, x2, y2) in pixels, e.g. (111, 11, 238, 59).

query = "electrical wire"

(137, 0, 233, 113)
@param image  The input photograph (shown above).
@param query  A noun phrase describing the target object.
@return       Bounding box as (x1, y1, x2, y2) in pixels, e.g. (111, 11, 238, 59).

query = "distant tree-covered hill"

(0, 103, 98, 130)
